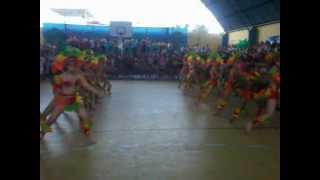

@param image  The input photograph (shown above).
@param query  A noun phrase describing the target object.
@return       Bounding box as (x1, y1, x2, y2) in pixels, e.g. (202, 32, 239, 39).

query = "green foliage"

(235, 39, 249, 50)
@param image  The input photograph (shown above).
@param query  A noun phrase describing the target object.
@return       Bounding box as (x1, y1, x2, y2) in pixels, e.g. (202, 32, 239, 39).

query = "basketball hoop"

(110, 22, 132, 57)
(110, 21, 132, 38)
(117, 27, 126, 37)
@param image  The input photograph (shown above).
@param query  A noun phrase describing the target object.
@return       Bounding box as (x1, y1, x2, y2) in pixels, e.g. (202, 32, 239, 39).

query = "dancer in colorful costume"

(214, 53, 238, 113)
(230, 62, 260, 121)
(245, 53, 280, 132)
(96, 55, 112, 95)
(180, 53, 196, 92)
(178, 55, 190, 88)
(196, 51, 220, 104)
(40, 46, 104, 140)
(78, 50, 106, 110)
(178, 41, 280, 133)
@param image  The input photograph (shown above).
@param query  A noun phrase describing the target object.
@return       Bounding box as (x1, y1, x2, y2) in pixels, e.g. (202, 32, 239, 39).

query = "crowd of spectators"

(214, 41, 280, 70)
(41, 36, 195, 80)
(40, 44, 57, 80)
(41, 35, 279, 81)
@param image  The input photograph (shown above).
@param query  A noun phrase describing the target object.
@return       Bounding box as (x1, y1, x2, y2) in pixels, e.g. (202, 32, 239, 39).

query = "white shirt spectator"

(89, 40, 95, 49)
(40, 57, 45, 75)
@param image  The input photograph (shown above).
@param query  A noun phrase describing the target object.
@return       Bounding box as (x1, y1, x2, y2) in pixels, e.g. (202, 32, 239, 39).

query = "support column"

(222, 33, 229, 47)
(248, 27, 258, 46)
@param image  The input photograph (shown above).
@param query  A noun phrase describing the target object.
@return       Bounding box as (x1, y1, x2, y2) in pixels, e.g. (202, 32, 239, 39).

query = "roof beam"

(221, 0, 275, 19)
(226, 20, 280, 33)
(202, 0, 280, 32)
(271, 0, 280, 12)
(229, 0, 252, 27)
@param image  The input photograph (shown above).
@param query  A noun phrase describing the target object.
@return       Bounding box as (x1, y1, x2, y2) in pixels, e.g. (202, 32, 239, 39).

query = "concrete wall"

(228, 30, 249, 45)
(187, 33, 222, 51)
(257, 23, 280, 42)
(226, 22, 280, 45)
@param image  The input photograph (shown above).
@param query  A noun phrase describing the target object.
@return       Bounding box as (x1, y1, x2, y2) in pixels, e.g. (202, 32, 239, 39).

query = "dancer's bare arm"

(78, 75, 103, 97)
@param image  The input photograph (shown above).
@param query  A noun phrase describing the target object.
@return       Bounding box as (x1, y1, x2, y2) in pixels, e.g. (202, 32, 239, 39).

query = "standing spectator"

(89, 39, 95, 50)
(40, 56, 46, 80)
(94, 40, 101, 53)
(100, 38, 107, 53)
(45, 46, 55, 79)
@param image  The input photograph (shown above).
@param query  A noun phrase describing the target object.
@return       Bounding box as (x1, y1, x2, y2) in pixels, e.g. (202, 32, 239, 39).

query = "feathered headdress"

(51, 46, 83, 74)
(269, 66, 280, 83)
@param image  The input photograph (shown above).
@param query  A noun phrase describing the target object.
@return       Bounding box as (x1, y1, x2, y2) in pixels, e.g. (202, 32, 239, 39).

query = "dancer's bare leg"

(266, 99, 277, 117)
(196, 85, 212, 107)
(245, 99, 277, 133)
(102, 81, 107, 94)
(106, 80, 112, 95)
(214, 87, 231, 115)
(40, 107, 64, 139)
(83, 92, 90, 111)
(231, 101, 247, 123)
(178, 79, 182, 88)
(76, 104, 95, 144)
(87, 92, 94, 111)
(40, 99, 54, 120)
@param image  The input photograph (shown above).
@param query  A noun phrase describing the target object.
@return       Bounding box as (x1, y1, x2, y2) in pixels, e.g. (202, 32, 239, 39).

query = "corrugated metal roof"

(202, 0, 279, 32)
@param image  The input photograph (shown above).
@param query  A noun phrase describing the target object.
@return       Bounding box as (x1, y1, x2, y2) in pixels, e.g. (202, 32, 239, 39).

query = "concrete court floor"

(40, 80, 280, 180)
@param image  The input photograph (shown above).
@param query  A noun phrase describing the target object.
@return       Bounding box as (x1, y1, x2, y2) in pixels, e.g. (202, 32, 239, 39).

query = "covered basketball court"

(40, 1, 280, 180)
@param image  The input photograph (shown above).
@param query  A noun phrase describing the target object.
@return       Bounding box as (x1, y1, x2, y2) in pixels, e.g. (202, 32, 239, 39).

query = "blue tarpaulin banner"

(42, 23, 188, 47)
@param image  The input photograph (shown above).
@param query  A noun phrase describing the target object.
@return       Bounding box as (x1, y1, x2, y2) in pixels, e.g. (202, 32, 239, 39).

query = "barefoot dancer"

(196, 51, 221, 104)
(180, 55, 195, 92)
(215, 55, 237, 112)
(245, 56, 280, 132)
(196, 60, 219, 104)
(178, 56, 189, 88)
(99, 55, 112, 95)
(40, 47, 104, 139)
